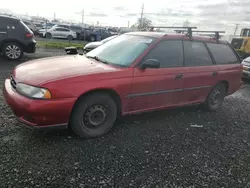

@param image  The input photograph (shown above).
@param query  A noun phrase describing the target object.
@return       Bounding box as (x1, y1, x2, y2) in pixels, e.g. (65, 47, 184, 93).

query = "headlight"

(16, 83, 51, 99)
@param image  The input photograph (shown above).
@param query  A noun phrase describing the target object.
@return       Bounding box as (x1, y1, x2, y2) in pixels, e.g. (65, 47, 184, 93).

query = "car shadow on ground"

(30, 104, 205, 139)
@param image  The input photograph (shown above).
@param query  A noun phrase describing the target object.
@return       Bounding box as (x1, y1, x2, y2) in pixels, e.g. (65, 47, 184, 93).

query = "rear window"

(207, 43, 239, 64)
(20, 21, 33, 33)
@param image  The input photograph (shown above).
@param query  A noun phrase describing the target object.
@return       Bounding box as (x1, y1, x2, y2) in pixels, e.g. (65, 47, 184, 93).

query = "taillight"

(25, 33, 33, 38)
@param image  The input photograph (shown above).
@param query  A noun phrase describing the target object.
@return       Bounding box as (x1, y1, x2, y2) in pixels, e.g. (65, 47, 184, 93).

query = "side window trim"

(138, 39, 185, 68)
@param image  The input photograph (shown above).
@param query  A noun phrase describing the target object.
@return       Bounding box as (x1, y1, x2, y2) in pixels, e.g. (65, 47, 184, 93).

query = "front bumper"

(3, 79, 76, 130)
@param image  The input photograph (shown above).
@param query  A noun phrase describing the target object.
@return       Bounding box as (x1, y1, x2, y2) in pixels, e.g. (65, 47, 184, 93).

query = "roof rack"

(174, 29, 225, 42)
(150, 26, 197, 39)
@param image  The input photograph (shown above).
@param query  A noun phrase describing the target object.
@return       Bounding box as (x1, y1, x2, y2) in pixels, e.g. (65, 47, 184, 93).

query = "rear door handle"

(175, 74, 183, 80)
(212, 72, 218, 76)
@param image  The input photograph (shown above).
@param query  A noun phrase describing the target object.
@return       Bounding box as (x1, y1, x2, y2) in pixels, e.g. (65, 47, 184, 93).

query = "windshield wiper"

(87, 56, 109, 64)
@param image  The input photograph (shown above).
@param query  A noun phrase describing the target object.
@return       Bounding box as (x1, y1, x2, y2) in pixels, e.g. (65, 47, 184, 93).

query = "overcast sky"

(1, 0, 250, 34)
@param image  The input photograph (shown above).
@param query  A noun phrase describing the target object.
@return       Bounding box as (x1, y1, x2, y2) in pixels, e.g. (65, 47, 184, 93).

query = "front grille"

(10, 76, 16, 89)
(231, 38, 244, 49)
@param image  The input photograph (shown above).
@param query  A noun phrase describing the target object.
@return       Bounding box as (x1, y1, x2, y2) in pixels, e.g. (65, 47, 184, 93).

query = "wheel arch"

(0, 39, 24, 52)
(71, 88, 122, 117)
(216, 80, 229, 94)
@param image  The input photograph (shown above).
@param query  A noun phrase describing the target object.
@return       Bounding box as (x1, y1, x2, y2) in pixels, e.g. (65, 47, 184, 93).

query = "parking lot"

(0, 58, 250, 188)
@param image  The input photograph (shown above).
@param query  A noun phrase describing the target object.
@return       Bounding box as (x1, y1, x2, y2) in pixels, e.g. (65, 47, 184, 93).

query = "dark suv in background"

(0, 15, 36, 60)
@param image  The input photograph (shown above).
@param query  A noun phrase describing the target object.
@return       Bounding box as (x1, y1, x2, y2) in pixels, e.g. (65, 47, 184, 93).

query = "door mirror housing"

(140, 59, 160, 69)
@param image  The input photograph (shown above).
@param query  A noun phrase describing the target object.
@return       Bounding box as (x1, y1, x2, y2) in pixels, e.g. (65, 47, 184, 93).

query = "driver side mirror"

(140, 59, 160, 69)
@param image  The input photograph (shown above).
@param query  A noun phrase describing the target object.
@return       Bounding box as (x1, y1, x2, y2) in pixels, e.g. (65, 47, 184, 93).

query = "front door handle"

(212, 72, 218, 76)
(175, 74, 183, 80)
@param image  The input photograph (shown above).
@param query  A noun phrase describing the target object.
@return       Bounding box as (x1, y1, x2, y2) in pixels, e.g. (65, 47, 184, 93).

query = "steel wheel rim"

(5, 45, 21, 59)
(211, 89, 221, 105)
(83, 105, 107, 128)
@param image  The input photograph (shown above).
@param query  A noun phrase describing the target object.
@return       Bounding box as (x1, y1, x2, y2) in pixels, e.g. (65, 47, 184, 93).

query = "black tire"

(203, 83, 226, 111)
(70, 92, 117, 138)
(67, 35, 73, 41)
(2, 42, 23, 60)
(46, 32, 52, 39)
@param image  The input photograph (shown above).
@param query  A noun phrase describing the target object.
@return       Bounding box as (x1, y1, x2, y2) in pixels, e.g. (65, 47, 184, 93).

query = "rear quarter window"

(207, 43, 239, 64)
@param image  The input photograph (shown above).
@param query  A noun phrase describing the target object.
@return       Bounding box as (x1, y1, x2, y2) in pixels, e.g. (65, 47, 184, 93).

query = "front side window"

(142, 40, 183, 68)
(87, 34, 155, 67)
(207, 43, 239, 64)
(183, 41, 213, 66)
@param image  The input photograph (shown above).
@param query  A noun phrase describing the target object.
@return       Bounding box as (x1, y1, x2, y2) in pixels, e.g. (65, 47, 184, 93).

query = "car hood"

(84, 42, 103, 49)
(13, 55, 120, 86)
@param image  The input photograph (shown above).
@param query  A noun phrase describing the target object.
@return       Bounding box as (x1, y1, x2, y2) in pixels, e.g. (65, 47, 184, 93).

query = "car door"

(181, 40, 219, 103)
(52, 28, 61, 38)
(128, 40, 186, 112)
(0, 17, 8, 41)
(61, 28, 70, 38)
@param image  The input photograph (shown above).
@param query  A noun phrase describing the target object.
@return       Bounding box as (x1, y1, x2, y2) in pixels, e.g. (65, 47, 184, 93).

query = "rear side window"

(143, 40, 183, 68)
(183, 41, 213, 66)
(207, 43, 239, 64)
(20, 21, 32, 33)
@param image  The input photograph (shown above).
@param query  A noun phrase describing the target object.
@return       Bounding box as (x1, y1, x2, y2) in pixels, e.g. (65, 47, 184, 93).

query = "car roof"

(0, 15, 20, 21)
(125, 31, 228, 44)
(125, 32, 166, 38)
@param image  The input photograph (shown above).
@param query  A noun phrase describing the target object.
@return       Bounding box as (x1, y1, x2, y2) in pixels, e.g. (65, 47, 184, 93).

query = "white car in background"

(242, 56, 250, 79)
(41, 27, 77, 40)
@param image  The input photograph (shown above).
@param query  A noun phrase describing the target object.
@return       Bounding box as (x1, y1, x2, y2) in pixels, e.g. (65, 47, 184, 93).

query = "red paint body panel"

(3, 79, 75, 126)
(2, 33, 243, 129)
(129, 67, 185, 111)
(182, 65, 219, 103)
(217, 64, 242, 95)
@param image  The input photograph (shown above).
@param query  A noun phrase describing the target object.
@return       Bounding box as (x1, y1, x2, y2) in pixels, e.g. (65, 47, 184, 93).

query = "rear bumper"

(3, 79, 76, 130)
(23, 41, 36, 53)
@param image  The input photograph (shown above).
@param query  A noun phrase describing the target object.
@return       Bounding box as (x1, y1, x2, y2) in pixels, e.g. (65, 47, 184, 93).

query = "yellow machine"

(231, 28, 250, 59)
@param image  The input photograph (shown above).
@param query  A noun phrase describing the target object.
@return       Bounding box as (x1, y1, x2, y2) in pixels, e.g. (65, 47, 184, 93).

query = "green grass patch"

(37, 41, 88, 49)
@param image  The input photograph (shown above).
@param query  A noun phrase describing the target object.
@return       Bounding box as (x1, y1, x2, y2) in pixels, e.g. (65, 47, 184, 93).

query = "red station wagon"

(3, 29, 242, 138)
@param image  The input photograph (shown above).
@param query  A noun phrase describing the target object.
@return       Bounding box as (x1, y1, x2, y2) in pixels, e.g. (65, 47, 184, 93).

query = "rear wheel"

(2, 43, 23, 60)
(46, 32, 52, 39)
(67, 35, 73, 40)
(70, 92, 117, 138)
(203, 83, 226, 111)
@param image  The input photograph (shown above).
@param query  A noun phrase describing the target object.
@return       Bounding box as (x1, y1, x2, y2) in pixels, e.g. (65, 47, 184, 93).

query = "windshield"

(86, 34, 155, 67)
(101, 35, 117, 43)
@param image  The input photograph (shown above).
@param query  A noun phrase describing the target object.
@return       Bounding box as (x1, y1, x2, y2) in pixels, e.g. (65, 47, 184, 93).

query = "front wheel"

(203, 83, 226, 111)
(46, 32, 52, 39)
(70, 92, 117, 138)
(3, 43, 23, 60)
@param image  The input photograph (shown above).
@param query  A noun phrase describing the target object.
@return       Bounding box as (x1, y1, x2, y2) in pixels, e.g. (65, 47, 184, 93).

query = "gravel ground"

(0, 58, 250, 188)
